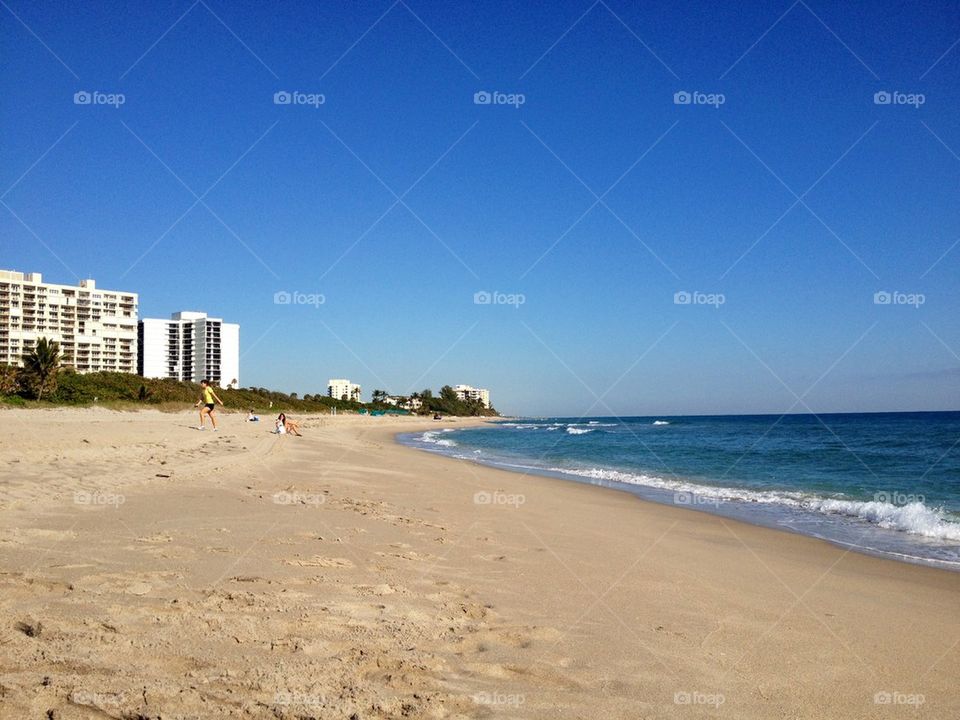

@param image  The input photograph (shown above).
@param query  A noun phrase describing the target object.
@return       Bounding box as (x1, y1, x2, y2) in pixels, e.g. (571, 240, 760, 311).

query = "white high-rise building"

(0, 270, 138, 372)
(328, 378, 361, 402)
(139, 312, 239, 388)
(453, 384, 490, 408)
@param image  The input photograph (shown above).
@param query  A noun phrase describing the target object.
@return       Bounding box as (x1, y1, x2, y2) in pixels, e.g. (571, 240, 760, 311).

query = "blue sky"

(2, 0, 959, 416)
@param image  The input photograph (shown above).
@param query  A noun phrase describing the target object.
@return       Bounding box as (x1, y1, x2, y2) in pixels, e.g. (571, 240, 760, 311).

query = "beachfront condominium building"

(328, 378, 361, 402)
(139, 312, 239, 389)
(0, 270, 138, 372)
(453, 384, 490, 408)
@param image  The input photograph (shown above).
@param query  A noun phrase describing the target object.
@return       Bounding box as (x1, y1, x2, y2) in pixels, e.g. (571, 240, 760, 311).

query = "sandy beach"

(0, 408, 957, 719)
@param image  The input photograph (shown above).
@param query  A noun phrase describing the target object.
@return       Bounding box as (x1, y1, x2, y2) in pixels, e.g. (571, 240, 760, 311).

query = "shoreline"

(398, 419, 960, 573)
(395, 424, 960, 578)
(1, 408, 958, 718)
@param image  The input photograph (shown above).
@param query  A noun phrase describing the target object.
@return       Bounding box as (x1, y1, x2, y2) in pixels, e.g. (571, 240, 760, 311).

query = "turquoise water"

(401, 412, 960, 569)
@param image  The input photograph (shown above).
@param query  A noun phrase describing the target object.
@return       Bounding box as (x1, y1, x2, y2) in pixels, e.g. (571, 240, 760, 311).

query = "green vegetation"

(0, 369, 365, 413)
(368, 385, 498, 417)
(0, 367, 499, 417)
(20, 337, 62, 400)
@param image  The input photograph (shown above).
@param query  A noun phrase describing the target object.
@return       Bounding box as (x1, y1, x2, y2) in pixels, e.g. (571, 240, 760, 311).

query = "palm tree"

(22, 337, 62, 401)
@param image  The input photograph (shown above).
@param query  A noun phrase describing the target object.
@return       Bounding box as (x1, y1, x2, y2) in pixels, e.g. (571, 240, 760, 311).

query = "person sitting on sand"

(195, 380, 224, 431)
(247, 409, 259, 422)
(276, 413, 302, 436)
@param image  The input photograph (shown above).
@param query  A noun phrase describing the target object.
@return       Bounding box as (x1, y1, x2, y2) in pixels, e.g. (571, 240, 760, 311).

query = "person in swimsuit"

(195, 380, 224, 430)
(276, 412, 302, 436)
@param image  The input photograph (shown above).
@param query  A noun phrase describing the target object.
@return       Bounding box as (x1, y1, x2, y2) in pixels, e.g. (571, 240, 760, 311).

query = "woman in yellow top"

(195, 379, 224, 431)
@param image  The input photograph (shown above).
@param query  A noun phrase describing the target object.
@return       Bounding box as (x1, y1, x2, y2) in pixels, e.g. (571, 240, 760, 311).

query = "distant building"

(453, 384, 490, 408)
(0, 270, 138, 373)
(139, 311, 239, 389)
(328, 378, 361, 402)
(383, 395, 422, 411)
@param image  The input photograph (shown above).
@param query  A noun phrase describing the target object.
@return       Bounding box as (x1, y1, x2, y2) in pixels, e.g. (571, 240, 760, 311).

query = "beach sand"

(0, 408, 957, 718)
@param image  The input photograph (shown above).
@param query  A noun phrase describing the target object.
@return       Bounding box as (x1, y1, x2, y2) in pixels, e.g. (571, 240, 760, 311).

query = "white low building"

(0, 270, 138, 373)
(139, 311, 239, 388)
(328, 378, 361, 402)
(453, 384, 490, 408)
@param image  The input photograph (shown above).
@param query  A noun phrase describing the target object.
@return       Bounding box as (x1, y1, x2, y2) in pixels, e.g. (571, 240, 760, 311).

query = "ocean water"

(400, 413, 960, 569)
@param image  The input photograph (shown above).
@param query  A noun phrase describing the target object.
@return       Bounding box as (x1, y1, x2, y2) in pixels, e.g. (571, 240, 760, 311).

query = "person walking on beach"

(195, 380, 224, 431)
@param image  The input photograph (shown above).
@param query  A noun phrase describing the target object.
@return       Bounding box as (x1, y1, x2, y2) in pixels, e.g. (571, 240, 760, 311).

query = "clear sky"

(3, 0, 959, 416)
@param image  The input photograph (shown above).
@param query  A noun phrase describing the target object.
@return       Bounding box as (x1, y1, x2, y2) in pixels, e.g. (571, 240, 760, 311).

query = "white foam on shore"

(511, 465, 960, 543)
(418, 429, 458, 447)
